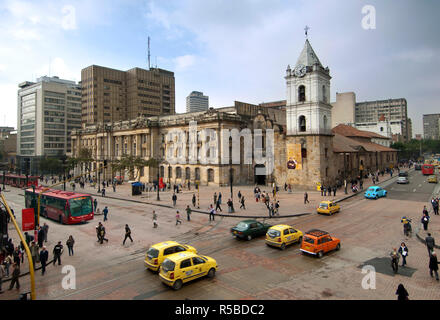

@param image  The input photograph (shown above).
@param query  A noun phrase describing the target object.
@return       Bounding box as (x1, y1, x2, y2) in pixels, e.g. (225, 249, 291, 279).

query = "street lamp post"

(156, 165, 160, 201)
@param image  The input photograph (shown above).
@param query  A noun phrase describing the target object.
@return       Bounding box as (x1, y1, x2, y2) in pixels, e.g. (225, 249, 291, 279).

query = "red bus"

(0, 174, 39, 188)
(422, 164, 435, 175)
(25, 187, 94, 224)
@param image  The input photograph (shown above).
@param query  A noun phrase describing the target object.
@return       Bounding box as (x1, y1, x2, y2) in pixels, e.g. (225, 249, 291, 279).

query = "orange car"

(300, 229, 340, 258)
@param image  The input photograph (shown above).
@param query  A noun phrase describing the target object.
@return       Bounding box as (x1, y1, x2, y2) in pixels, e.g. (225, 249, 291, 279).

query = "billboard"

(286, 143, 302, 170)
(22, 208, 35, 231)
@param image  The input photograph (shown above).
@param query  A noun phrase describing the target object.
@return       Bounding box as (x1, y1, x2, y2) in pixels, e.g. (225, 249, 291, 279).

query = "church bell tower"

(284, 34, 335, 189)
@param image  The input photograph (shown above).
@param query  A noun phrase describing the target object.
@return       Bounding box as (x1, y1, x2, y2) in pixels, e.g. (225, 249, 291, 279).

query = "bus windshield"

(69, 196, 93, 217)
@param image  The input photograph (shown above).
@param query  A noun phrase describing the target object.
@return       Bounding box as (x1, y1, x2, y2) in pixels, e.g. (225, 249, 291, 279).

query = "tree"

(39, 157, 63, 175)
(391, 139, 440, 161)
(76, 148, 94, 174)
(112, 155, 158, 181)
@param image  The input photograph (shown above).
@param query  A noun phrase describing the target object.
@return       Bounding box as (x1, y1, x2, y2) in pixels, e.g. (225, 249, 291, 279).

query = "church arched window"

(298, 85, 306, 102)
(323, 115, 328, 130)
(299, 115, 306, 132)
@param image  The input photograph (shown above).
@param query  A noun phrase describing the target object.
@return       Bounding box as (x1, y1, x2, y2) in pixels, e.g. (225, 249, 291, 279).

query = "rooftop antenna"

(147, 36, 151, 70)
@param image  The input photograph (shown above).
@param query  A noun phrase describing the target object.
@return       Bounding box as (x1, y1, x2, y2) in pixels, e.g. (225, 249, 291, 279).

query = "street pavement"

(2, 167, 440, 300)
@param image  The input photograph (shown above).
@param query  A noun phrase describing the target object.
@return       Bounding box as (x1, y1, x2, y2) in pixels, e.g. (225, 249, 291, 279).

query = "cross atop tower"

(304, 25, 310, 38)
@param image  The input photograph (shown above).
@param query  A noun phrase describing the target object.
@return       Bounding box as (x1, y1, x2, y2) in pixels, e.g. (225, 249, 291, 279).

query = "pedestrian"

(425, 233, 435, 256)
(215, 198, 222, 212)
(275, 201, 280, 215)
(123, 225, 133, 245)
(321, 184, 324, 196)
(4, 253, 12, 277)
(53, 241, 63, 266)
(213, 192, 217, 206)
(421, 212, 429, 231)
(103, 206, 109, 221)
(429, 252, 440, 281)
(0, 262, 5, 293)
(238, 190, 242, 200)
(94, 198, 98, 211)
(66, 235, 75, 256)
(227, 199, 233, 213)
(113, 184, 116, 192)
(175, 211, 182, 225)
(390, 248, 399, 273)
(333, 186, 336, 197)
(209, 205, 216, 221)
(172, 193, 177, 207)
(304, 192, 309, 204)
(396, 284, 409, 301)
(43, 223, 49, 243)
(96, 223, 102, 242)
(192, 194, 196, 207)
(186, 205, 192, 221)
(8, 263, 20, 290)
(398, 242, 408, 267)
(323, 186, 327, 197)
(101, 187, 106, 197)
(37, 226, 44, 248)
(29, 241, 39, 269)
(240, 196, 246, 210)
(218, 192, 222, 205)
(24, 232, 33, 246)
(152, 211, 158, 228)
(99, 225, 108, 244)
(13, 247, 20, 267)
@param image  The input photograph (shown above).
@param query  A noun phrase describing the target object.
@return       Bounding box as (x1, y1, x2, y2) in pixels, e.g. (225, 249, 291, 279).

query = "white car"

(397, 176, 409, 184)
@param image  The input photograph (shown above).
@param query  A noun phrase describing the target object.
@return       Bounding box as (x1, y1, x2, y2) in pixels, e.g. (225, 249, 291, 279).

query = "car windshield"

(267, 229, 281, 238)
(161, 259, 175, 272)
(303, 236, 315, 244)
(319, 203, 328, 209)
(69, 196, 93, 217)
(147, 248, 159, 259)
(235, 222, 249, 231)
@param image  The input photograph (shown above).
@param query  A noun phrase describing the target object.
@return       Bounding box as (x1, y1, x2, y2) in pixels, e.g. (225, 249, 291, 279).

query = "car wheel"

(207, 268, 216, 278)
(317, 251, 324, 258)
(172, 279, 183, 290)
(246, 235, 252, 241)
(280, 243, 286, 250)
(336, 243, 341, 251)
(375, 195, 378, 200)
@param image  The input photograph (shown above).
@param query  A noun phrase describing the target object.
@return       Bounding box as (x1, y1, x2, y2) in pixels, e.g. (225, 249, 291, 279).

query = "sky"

(0, 0, 439, 135)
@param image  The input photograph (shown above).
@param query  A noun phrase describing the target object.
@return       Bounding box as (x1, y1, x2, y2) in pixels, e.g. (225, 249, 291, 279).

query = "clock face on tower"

(294, 64, 306, 77)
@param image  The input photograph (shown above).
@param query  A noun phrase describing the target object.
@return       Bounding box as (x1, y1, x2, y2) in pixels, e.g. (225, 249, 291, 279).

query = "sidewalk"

(416, 183, 440, 248)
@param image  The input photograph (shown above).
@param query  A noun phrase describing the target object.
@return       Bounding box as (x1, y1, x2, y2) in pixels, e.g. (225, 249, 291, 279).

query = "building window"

(195, 168, 200, 180)
(299, 115, 306, 132)
(323, 115, 328, 130)
(322, 85, 326, 102)
(298, 85, 306, 102)
(185, 167, 191, 180)
(380, 127, 384, 132)
(207, 169, 214, 182)
(176, 167, 182, 179)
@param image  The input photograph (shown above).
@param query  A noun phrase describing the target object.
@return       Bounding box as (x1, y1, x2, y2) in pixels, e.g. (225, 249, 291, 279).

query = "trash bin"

(131, 182, 142, 196)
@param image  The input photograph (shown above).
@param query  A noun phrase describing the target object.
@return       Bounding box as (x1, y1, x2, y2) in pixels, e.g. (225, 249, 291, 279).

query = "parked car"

(265, 224, 303, 250)
(159, 252, 218, 290)
(428, 175, 438, 183)
(145, 241, 197, 272)
(317, 201, 341, 215)
(397, 176, 409, 184)
(231, 219, 272, 241)
(300, 229, 340, 258)
(364, 186, 387, 199)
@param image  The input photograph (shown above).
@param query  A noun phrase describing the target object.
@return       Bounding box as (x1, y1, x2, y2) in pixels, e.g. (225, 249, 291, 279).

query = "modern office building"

(186, 91, 209, 113)
(81, 65, 175, 125)
(423, 114, 440, 140)
(16, 76, 82, 174)
(332, 93, 409, 142)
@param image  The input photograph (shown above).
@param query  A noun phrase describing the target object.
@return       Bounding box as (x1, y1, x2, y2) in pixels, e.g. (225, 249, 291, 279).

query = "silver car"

(397, 176, 409, 184)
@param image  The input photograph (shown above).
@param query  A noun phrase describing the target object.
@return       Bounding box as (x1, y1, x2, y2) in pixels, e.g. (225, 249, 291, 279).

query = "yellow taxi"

(159, 251, 218, 290)
(317, 201, 341, 215)
(265, 224, 303, 250)
(428, 175, 438, 183)
(144, 241, 197, 272)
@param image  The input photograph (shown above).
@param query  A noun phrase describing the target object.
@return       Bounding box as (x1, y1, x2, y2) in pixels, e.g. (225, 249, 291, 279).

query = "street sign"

(22, 208, 35, 231)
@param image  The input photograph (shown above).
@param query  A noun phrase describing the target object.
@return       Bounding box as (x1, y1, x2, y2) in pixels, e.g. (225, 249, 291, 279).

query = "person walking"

(94, 198, 98, 211)
(103, 206, 109, 222)
(396, 284, 409, 301)
(398, 242, 408, 267)
(192, 194, 196, 207)
(213, 192, 217, 206)
(66, 235, 75, 256)
(29, 241, 39, 269)
(238, 191, 242, 200)
(37, 226, 44, 248)
(152, 211, 158, 228)
(175, 211, 182, 226)
(227, 199, 233, 213)
(218, 192, 222, 206)
(215, 198, 222, 212)
(425, 233, 435, 256)
(172, 193, 177, 207)
(13, 247, 20, 267)
(53, 241, 63, 266)
(186, 205, 192, 221)
(8, 263, 20, 290)
(390, 248, 399, 273)
(101, 187, 106, 197)
(240, 196, 246, 210)
(333, 186, 336, 197)
(421, 212, 430, 231)
(429, 252, 440, 281)
(209, 205, 216, 221)
(43, 223, 49, 243)
(123, 225, 133, 245)
(304, 192, 309, 204)
(4, 253, 12, 277)
(99, 225, 108, 244)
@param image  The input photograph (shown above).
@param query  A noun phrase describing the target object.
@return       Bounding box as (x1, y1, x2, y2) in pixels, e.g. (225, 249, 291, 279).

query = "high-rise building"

(81, 65, 175, 125)
(186, 91, 209, 113)
(17, 76, 82, 174)
(407, 118, 413, 140)
(423, 114, 440, 140)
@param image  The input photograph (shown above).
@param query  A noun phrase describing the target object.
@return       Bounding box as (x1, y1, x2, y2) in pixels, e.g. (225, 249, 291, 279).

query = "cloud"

(173, 55, 196, 71)
(394, 48, 437, 63)
(61, 5, 77, 30)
